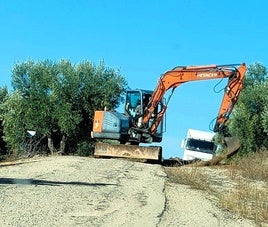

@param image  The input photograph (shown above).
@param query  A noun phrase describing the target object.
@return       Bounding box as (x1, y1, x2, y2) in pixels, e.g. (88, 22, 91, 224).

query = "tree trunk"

(47, 136, 57, 155)
(59, 134, 67, 154)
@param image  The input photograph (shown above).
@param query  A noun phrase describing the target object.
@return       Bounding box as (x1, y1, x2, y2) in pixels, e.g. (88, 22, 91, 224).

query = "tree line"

(0, 60, 267, 159)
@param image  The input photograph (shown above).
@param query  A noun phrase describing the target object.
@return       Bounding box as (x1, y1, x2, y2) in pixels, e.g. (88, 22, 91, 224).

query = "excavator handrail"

(142, 63, 247, 135)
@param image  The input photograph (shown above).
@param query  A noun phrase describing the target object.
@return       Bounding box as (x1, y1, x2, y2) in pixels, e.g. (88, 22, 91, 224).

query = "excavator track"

(94, 143, 162, 162)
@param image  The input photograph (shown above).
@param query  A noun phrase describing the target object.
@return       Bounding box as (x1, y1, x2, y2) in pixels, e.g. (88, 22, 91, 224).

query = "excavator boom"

(143, 63, 247, 134)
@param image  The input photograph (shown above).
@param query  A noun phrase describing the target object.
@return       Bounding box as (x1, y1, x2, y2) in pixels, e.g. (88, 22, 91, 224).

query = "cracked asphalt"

(0, 156, 254, 227)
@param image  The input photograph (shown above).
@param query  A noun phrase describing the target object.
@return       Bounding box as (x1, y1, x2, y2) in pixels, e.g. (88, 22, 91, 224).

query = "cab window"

(125, 91, 142, 118)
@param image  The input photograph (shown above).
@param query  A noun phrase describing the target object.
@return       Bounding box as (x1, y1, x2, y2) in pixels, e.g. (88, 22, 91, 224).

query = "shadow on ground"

(0, 177, 117, 187)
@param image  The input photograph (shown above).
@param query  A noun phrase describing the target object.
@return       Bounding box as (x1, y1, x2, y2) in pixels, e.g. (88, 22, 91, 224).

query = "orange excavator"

(91, 63, 247, 161)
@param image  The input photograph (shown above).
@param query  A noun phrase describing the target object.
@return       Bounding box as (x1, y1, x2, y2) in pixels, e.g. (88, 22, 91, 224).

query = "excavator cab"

(124, 90, 164, 143)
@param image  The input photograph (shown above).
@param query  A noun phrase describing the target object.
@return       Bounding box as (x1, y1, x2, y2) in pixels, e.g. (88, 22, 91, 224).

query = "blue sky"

(1, 0, 267, 158)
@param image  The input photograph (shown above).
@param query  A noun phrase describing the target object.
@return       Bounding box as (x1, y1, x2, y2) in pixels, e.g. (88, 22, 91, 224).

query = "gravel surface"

(0, 156, 255, 227)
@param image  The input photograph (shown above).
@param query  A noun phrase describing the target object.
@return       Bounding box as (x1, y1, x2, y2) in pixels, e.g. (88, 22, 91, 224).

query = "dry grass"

(230, 150, 268, 182)
(165, 150, 268, 226)
(223, 150, 268, 225)
(220, 181, 268, 225)
(165, 166, 211, 191)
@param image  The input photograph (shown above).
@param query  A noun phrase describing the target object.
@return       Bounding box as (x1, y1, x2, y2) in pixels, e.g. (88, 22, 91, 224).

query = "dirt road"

(0, 156, 254, 226)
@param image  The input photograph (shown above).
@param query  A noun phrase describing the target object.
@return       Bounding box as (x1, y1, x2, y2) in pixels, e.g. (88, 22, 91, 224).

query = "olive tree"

(3, 59, 127, 155)
(0, 86, 8, 155)
(228, 63, 268, 155)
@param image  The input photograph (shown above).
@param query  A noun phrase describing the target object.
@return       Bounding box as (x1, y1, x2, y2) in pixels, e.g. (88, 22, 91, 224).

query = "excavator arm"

(143, 63, 247, 134)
